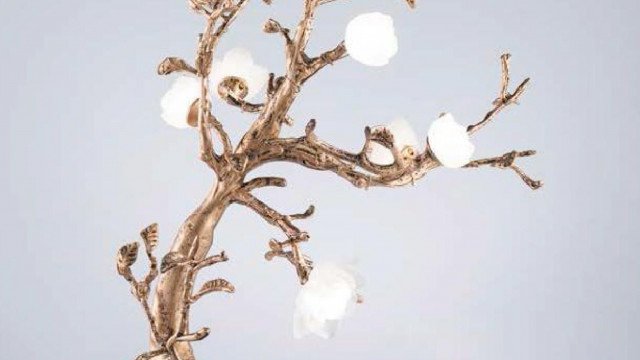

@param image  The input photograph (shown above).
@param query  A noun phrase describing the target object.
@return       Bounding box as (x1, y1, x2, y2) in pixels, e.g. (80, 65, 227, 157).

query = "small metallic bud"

(217, 76, 249, 100)
(263, 19, 281, 34)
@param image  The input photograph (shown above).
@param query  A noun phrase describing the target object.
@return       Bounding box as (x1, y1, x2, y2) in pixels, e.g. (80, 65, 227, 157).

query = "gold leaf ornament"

(157, 57, 196, 76)
(116, 242, 139, 281)
(263, 19, 281, 34)
(198, 278, 235, 295)
(117, 243, 139, 271)
(140, 223, 159, 252)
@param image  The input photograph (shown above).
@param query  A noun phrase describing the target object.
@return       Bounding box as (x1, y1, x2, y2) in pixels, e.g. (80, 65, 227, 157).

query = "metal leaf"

(160, 252, 187, 273)
(196, 279, 235, 297)
(140, 223, 159, 252)
(118, 243, 139, 269)
(117, 242, 139, 279)
(268, 239, 282, 252)
(263, 19, 281, 33)
(157, 57, 196, 75)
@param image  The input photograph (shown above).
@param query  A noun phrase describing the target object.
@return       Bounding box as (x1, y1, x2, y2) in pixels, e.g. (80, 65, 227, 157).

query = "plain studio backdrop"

(1, 0, 638, 359)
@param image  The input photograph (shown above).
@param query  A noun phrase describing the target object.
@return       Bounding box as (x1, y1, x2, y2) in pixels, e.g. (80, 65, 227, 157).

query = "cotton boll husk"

(294, 310, 340, 339)
(427, 113, 475, 168)
(300, 264, 358, 318)
(210, 48, 269, 100)
(160, 76, 201, 129)
(293, 263, 362, 339)
(368, 118, 420, 165)
(345, 13, 399, 67)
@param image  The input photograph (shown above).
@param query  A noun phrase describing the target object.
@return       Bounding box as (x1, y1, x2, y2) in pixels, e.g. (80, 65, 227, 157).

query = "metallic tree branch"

(116, 1, 542, 359)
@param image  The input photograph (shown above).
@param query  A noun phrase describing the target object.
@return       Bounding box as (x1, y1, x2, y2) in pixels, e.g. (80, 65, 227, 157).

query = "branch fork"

(465, 150, 543, 190)
(231, 188, 315, 283)
(116, 224, 162, 346)
(119, 225, 232, 359)
(467, 53, 531, 135)
(463, 53, 542, 190)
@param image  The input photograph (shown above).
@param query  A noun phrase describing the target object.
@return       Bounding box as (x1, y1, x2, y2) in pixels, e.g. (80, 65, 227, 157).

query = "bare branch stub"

(242, 177, 287, 192)
(176, 327, 211, 342)
(300, 41, 348, 83)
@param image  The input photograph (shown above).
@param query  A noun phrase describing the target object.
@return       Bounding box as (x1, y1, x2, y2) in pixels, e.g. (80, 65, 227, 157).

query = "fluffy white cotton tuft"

(160, 76, 201, 129)
(211, 48, 269, 100)
(368, 118, 420, 165)
(427, 113, 475, 168)
(345, 12, 398, 67)
(293, 263, 362, 339)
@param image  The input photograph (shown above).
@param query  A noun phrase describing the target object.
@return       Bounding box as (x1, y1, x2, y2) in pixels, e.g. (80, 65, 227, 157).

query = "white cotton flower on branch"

(427, 113, 475, 168)
(210, 48, 269, 101)
(293, 263, 363, 339)
(345, 12, 399, 67)
(368, 118, 420, 165)
(160, 75, 202, 129)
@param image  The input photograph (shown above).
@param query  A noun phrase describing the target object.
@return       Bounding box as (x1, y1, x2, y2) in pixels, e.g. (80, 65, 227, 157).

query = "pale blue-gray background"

(1, 0, 638, 359)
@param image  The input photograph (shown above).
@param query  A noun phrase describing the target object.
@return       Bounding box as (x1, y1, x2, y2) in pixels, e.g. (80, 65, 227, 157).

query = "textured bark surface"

(115, 1, 542, 359)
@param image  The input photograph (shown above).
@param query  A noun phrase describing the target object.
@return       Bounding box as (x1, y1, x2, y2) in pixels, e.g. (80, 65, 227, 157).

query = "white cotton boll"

(160, 76, 201, 129)
(210, 48, 269, 100)
(368, 118, 420, 165)
(345, 12, 399, 67)
(293, 263, 362, 339)
(427, 113, 475, 168)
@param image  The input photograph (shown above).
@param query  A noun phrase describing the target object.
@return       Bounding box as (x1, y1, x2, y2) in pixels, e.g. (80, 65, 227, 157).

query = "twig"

(232, 191, 314, 283)
(207, 114, 233, 158)
(467, 53, 530, 135)
(464, 150, 543, 190)
(242, 177, 288, 192)
(221, 94, 265, 113)
(300, 41, 348, 82)
(263, 18, 293, 48)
